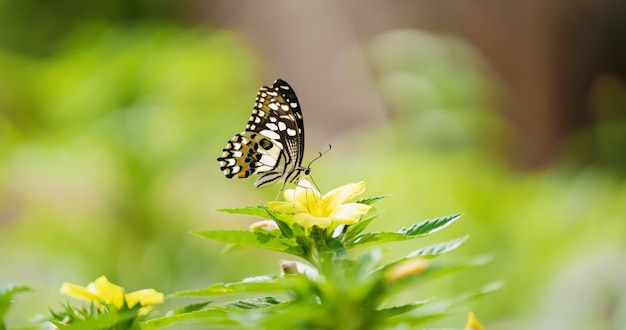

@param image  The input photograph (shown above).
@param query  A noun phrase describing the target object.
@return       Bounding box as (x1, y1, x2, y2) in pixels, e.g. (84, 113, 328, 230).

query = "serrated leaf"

(219, 297, 284, 311)
(346, 214, 462, 247)
(399, 214, 461, 236)
(171, 301, 212, 315)
(356, 195, 390, 206)
(407, 236, 468, 258)
(142, 309, 234, 330)
(216, 206, 271, 218)
(346, 232, 411, 247)
(375, 298, 434, 319)
(171, 276, 283, 297)
(193, 230, 304, 256)
(343, 208, 384, 242)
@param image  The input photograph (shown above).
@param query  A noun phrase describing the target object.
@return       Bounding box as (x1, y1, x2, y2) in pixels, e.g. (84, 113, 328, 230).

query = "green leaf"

(448, 281, 505, 308)
(407, 236, 468, 258)
(142, 309, 234, 330)
(143, 299, 290, 329)
(50, 302, 141, 330)
(219, 297, 284, 311)
(193, 230, 304, 256)
(170, 302, 212, 315)
(343, 208, 384, 242)
(273, 218, 294, 238)
(171, 276, 284, 297)
(399, 214, 462, 236)
(345, 232, 411, 247)
(1, 284, 32, 328)
(375, 298, 434, 319)
(379, 256, 494, 300)
(356, 195, 390, 206)
(217, 206, 295, 227)
(346, 214, 462, 247)
(382, 308, 449, 328)
(216, 206, 271, 218)
(383, 281, 503, 329)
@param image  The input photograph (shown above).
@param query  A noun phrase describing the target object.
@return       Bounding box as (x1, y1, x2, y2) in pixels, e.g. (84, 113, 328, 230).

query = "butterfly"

(217, 79, 310, 188)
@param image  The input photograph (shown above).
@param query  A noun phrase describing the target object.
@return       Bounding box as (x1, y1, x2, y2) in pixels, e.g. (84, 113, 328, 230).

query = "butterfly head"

(287, 166, 311, 185)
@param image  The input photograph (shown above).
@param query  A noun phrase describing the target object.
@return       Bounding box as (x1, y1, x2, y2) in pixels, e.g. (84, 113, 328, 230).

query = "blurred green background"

(1, 1, 626, 329)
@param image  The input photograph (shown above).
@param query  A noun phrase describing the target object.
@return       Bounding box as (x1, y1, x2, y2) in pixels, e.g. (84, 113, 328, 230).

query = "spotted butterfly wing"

(217, 79, 310, 188)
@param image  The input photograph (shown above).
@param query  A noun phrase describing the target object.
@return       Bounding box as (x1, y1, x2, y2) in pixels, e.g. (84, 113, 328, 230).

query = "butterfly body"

(217, 79, 309, 188)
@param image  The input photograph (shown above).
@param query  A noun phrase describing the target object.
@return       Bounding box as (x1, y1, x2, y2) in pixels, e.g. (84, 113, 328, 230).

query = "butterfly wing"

(217, 79, 305, 188)
(217, 131, 286, 179)
(272, 79, 304, 168)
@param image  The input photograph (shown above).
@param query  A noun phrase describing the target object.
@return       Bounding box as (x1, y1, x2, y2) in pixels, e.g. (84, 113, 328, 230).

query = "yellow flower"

(465, 312, 485, 330)
(60, 275, 164, 313)
(268, 180, 371, 229)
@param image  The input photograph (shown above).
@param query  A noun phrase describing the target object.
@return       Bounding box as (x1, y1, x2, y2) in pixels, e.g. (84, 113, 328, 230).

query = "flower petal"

(267, 201, 298, 214)
(294, 213, 332, 229)
(323, 181, 366, 211)
(92, 276, 125, 308)
(291, 180, 321, 207)
(281, 188, 296, 202)
(60, 282, 99, 302)
(125, 289, 164, 308)
(329, 203, 371, 225)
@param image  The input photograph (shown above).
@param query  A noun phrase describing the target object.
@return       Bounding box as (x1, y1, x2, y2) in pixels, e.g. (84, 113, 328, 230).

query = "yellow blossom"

(268, 180, 371, 229)
(60, 275, 164, 313)
(465, 312, 485, 330)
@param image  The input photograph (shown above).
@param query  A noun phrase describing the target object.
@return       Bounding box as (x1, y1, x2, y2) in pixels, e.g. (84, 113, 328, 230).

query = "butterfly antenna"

(308, 174, 321, 193)
(307, 144, 332, 168)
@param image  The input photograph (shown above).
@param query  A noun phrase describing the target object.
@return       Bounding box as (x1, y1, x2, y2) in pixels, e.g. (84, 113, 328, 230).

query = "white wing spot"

(280, 104, 290, 111)
(278, 122, 287, 131)
(259, 154, 277, 167)
(260, 129, 281, 140)
(286, 128, 297, 136)
(290, 102, 298, 108)
(268, 102, 279, 111)
(265, 123, 278, 131)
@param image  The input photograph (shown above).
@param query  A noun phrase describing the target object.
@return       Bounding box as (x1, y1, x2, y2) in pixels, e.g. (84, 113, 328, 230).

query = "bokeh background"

(2, 1, 626, 329)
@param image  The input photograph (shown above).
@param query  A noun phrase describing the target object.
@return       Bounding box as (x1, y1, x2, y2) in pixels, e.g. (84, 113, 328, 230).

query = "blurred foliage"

(0, 0, 197, 56)
(0, 9, 625, 330)
(0, 22, 273, 325)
